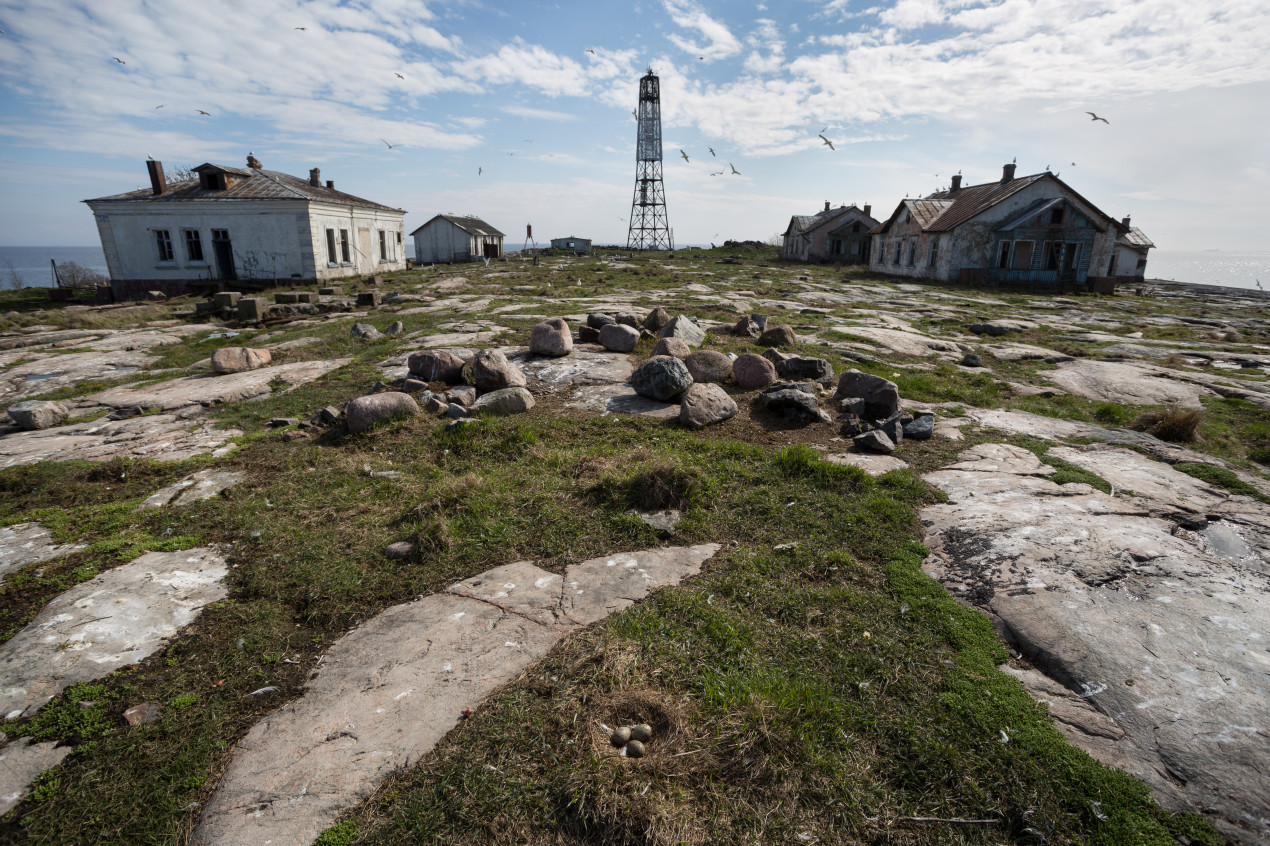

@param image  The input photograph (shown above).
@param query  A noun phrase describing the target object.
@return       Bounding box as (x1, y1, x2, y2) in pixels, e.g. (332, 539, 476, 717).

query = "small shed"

(550, 236, 592, 253)
(411, 214, 504, 263)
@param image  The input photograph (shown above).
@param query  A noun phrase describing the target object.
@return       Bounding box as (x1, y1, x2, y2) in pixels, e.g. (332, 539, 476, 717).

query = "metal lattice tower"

(626, 68, 673, 251)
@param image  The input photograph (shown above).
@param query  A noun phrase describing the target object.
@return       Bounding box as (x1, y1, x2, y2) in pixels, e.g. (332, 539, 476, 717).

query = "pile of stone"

(834, 369, 934, 453)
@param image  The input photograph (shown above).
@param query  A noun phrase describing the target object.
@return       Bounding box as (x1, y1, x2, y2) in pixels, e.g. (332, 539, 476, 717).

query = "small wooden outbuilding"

(411, 214, 504, 263)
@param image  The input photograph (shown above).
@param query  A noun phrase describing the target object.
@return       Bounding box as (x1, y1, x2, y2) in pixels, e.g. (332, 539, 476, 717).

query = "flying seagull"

(729, 162, 740, 175)
(1086, 112, 1109, 124)
(697, 56, 704, 60)
(478, 167, 482, 175)
(680, 149, 690, 163)
(709, 171, 722, 176)
(380, 139, 397, 149)
(585, 48, 595, 54)
(1256, 279, 1263, 291)
(395, 72, 405, 79)
(708, 146, 716, 156)
(295, 27, 306, 30)
(112, 56, 125, 64)
(196, 109, 211, 116)
(818, 134, 835, 150)
(155, 104, 164, 109)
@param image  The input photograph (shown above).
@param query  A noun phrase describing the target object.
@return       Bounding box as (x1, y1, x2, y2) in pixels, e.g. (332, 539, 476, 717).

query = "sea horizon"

(2, 244, 1267, 292)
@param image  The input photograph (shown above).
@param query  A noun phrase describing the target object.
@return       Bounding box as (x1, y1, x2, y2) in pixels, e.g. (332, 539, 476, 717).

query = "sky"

(0, 0, 1268, 251)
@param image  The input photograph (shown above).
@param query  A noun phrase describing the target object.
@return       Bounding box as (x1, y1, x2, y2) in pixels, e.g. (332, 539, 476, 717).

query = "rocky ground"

(0, 252, 1267, 845)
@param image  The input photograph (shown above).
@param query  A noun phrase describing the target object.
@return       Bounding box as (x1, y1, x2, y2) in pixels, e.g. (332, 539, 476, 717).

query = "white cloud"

(501, 105, 581, 121)
(662, 0, 743, 60)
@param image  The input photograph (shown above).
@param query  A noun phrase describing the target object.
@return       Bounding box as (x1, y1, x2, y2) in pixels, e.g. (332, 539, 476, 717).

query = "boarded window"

(997, 241, 1011, 269)
(339, 229, 351, 263)
(155, 229, 173, 261)
(928, 236, 939, 268)
(379, 230, 388, 261)
(1050, 206, 1065, 225)
(326, 229, 337, 264)
(1012, 240, 1033, 269)
(906, 240, 917, 266)
(183, 230, 203, 261)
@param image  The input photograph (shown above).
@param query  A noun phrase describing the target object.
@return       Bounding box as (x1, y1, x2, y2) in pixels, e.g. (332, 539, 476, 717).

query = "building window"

(326, 229, 337, 264)
(894, 239, 902, 264)
(155, 229, 174, 262)
(183, 230, 203, 261)
(928, 236, 939, 268)
(379, 230, 388, 261)
(906, 240, 917, 266)
(339, 229, 350, 263)
(1012, 241, 1034, 269)
(1042, 242, 1060, 270)
(997, 241, 1012, 269)
(1050, 206, 1065, 225)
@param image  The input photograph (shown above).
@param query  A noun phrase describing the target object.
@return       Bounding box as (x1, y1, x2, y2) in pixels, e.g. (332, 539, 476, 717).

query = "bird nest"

(585, 689, 707, 773)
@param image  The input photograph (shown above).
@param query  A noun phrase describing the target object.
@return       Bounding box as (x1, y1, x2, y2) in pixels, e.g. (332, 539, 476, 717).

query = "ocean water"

(0, 246, 109, 288)
(1, 245, 1266, 292)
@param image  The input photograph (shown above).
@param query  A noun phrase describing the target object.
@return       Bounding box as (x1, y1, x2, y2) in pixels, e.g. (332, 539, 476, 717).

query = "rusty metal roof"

(1117, 227, 1154, 249)
(410, 214, 505, 238)
(86, 165, 403, 212)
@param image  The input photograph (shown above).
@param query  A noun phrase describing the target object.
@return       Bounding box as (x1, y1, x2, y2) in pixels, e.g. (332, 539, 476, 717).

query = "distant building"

(1110, 216, 1154, 281)
(83, 155, 406, 300)
(868, 164, 1149, 288)
(781, 203, 878, 263)
(550, 236, 592, 253)
(411, 215, 504, 263)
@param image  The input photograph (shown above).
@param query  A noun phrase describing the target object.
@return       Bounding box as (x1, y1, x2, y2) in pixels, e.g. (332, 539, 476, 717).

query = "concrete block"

(213, 292, 241, 309)
(275, 292, 299, 304)
(238, 297, 266, 322)
(357, 291, 382, 307)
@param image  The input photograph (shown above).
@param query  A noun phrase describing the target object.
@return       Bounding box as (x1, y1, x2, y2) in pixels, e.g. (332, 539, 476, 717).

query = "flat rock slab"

(921, 444, 1270, 843)
(0, 414, 241, 469)
(1041, 360, 1209, 407)
(87, 359, 351, 411)
(192, 544, 720, 846)
(506, 347, 633, 390)
(0, 548, 228, 718)
(985, 342, 1075, 362)
(824, 325, 961, 357)
(564, 384, 680, 419)
(0, 523, 86, 580)
(0, 349, 154, 404)
(0, 737, 71, 816)
(135, 469, 246, 511)
(825, 452, 910, 476)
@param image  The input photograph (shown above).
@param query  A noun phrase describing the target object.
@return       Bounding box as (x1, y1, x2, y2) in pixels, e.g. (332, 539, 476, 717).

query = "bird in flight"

(1086, 112, 1109, 124)
(112, 56, 126, 64)
(818, 134, 835, 150)
(820, 125, 828, 133)
(1256, 279, 1263, 291)
(1071, 162, 1077, 166)
(680, 149, 690, 163)
(196, 109, 211, 116)
(395, 72, 405, 79)
(478, 167, 482, 175)
(295, 27, 306, 31)
(585, 48, 595, 54)
(729, 162, 740, 175)
(708, 146, 716, 156)
(380, 139, 397, 149)
(709, 171, 722, 176)
(697, 56, 704, 60)
(155, 104, 164, 109)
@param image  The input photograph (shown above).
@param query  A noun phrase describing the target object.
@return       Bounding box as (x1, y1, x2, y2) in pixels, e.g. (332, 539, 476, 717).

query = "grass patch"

(1172, 462, 1268, 501)
(1128, 406, 1204, 442)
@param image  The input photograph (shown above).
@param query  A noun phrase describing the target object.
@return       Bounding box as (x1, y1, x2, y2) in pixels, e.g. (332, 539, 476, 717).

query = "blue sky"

(0, 0, 1268, 250)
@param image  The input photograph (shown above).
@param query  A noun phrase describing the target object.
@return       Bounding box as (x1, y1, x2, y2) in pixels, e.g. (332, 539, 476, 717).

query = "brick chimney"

(247, 152, 262, 169)
(950, 174, 962, 192)
(326, 180, 334, 190)
(863, 204, 871, 217)
(309, 168, 320, 187)
(824, 201, 831, 212)
(145, 160, 166, 195)
(1001, 163, 1016, 183)
(1122, 215, 1132, 227)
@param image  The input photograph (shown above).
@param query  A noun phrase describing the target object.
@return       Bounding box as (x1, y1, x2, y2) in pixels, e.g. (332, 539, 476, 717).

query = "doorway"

(211, 230, 236, 280)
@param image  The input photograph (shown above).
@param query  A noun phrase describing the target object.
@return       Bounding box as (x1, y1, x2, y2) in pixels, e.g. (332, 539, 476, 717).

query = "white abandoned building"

(83, 155, 406, 299)
(868, 164, 1151, 289)
(411, 215, 505, 264)
(781, 203, 879, 264)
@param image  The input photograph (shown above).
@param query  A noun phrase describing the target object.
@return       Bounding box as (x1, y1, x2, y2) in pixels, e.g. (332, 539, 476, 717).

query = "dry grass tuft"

(1129, 405, 1204, 442)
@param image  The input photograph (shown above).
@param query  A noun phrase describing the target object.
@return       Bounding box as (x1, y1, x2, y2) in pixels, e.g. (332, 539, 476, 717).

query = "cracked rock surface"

(0, 522, 86, 580)
(191, 544, 720, 846)
(921, 443, 1270, 844)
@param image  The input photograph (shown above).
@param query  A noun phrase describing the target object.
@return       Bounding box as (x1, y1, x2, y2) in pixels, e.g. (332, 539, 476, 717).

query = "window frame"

(927, 235, 939, 268)
(154, 229, 174, 263)
(182, 229, 203, 262)
(326, 229, 338, 265)
(339, 229, 351, 264)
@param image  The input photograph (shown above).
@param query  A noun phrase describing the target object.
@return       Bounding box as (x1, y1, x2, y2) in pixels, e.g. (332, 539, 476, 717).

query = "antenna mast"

(626, 68, 673, 251)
